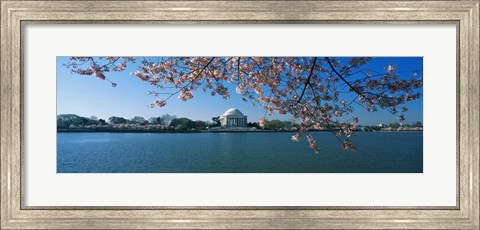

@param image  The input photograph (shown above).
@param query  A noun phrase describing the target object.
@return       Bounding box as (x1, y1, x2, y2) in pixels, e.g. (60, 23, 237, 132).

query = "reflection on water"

(57, 132, 423, 173)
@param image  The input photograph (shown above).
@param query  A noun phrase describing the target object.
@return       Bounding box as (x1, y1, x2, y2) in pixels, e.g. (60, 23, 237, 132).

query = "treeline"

(257, 119, 298, 131)
(327, 122, 423, 132)
(367, 121, 423, 131)
(257, 119, 423, 131)
(56, 114, 298, 132)
(57, 114, 423, 133)
(57, 114, 210, 132)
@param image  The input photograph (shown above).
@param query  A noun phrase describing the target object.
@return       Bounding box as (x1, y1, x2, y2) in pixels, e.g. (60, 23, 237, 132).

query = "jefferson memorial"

(219, 108, 248, 127)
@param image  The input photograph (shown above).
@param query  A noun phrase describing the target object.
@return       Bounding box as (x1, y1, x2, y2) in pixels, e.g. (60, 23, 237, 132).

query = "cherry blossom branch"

(325, 57, 365, 97)
(63, 56, 422, 154)
(163, 57, 215, 101)
(297, 57, 317, 104)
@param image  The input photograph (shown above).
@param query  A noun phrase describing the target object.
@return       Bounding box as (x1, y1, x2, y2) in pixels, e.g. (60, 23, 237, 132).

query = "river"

(57, 131, 422, 173)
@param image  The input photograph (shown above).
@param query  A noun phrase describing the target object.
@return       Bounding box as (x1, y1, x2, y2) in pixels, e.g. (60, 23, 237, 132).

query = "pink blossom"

(90, 66, 105, 80)
(153, 99, 167, 107)
(342, 140, 356, 151)
(235, 86, 243, 94)
(259, 118, 267, 127)
(291, 133, 301, 142)
(352, 117, 359, 129)
(306, 134, 320, 154)
(134, 71, 149, 81)
(178, 89, 194, 101)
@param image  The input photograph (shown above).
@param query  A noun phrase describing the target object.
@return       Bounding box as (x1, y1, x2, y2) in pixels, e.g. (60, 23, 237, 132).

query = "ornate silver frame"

(1, 1, 478, 229)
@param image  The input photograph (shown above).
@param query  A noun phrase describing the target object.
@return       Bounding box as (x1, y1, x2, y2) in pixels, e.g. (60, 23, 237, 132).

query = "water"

(57, 132, 423, 173)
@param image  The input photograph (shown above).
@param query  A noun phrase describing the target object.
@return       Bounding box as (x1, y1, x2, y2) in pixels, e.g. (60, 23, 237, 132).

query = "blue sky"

(57, 57, 423, 125)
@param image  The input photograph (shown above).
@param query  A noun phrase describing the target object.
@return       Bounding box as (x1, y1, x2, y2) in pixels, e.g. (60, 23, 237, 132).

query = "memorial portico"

(219, 108, 248, 127)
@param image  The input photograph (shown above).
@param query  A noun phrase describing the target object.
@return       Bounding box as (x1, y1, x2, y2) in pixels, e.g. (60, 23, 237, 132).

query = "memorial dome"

(223, 108, 244, 116)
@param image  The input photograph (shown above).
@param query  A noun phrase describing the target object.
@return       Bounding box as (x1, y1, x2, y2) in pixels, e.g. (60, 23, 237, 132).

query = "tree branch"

(164, 57, 215, 100)
(325, 57, 366, 98)
(237, 57, 241, 81)
(297, 57, 317, 104)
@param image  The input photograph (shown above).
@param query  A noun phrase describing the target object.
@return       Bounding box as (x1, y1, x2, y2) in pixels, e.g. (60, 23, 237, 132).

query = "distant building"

(219, 108, 248, 127)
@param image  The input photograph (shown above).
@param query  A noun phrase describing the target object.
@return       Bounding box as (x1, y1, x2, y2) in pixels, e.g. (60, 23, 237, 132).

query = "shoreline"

(57, 129, 423, 134)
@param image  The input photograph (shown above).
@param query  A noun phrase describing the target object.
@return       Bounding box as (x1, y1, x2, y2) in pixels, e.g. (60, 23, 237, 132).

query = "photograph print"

(57, 57, 423, 173)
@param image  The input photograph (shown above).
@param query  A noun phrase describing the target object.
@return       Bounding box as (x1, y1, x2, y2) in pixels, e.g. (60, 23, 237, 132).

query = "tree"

(130, 116, 148, 125)
(170, 118, 195, 131)
(57, 114, 98, 128)
(412, 121, 423, 127)
(148, 117, 163, 125)
(282, 120, 294, 130)
(247, 122, 259, 128)
(265, 119, 284, 130)
(108, 116, 128, 124)
(194, 120, 207, 130)
(390, 123, 401, 128)
(98, 119, 107, 125)
(210, 116, 221, 127)
(148, 114, 176, 125)
(64, 57, 423, 153)
(161, 114, 177, 126)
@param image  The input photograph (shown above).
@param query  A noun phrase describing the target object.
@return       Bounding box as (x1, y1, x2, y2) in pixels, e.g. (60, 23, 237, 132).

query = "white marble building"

(219, 108, 247, 127)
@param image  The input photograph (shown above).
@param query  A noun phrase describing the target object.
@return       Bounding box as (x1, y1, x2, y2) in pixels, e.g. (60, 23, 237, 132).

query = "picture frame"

(1, 0, 478, 229)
